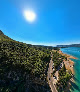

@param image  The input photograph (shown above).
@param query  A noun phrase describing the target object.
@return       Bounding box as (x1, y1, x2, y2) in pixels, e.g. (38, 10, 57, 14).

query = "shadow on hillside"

(73, 76, 80, 83)
(71, 86, 74, 91)
(70, 80, 80, 91)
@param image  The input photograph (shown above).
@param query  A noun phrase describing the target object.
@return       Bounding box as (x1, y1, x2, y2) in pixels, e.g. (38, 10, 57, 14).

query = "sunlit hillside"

(0, 30, 53, 92)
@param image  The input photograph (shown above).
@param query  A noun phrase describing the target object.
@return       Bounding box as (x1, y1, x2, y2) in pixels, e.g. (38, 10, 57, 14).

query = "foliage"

(52, 51, 65, 71)
(0, 30, 51, 92)
(56, 65, 72, 92)
(52, 50, 72, 92)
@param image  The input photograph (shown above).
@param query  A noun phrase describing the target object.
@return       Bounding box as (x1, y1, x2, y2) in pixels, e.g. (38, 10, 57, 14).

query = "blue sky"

(0, 0, 80, 46)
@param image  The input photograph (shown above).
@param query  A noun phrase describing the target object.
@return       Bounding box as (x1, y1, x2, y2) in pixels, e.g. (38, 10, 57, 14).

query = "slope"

(0, 30, 52, 92)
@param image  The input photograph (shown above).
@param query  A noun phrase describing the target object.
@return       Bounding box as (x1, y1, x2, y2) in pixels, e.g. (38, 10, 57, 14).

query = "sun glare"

(24, 10, 36, 23)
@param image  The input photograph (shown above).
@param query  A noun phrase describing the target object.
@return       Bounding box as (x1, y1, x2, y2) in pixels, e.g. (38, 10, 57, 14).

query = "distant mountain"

(56, 44, 80, 48)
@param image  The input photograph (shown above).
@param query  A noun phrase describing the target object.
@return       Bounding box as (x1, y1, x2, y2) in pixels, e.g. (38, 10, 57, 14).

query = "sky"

(0, 0, 80, 46)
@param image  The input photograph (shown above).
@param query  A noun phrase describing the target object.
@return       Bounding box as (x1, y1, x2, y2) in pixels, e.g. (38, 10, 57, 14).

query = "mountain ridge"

(0, 30, 52, 92)
(56, 44, 80, 48)
(0, 30, 4, 35)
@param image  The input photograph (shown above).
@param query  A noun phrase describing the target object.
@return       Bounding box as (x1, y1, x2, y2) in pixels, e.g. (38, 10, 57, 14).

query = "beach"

(58, 50, 77, 74)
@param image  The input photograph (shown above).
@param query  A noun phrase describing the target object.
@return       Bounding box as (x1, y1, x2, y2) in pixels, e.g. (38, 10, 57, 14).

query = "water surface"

(61, 47, 80, 92)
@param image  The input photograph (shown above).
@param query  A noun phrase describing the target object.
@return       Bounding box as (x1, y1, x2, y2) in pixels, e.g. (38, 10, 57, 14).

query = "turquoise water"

(61, 47, 80, 92)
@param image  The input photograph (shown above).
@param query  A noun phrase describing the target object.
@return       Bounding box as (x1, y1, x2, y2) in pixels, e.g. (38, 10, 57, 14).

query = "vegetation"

(0, 30, 52, 92)
(52, 50, 72, 92)
(0, 30, 72, 92)
(56, 64, 72, 92)
(52, 51, 66, 71)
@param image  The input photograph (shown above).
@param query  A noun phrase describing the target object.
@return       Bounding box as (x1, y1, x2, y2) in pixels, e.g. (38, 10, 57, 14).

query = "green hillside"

(0, 30, 52, 92)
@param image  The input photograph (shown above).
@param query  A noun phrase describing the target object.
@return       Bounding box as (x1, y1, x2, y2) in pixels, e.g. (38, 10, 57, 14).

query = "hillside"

(0, 30, 74, 92)
(56, 44, 80, 48)
(0, 30, 53, 92)
(0, 30, 12, 40)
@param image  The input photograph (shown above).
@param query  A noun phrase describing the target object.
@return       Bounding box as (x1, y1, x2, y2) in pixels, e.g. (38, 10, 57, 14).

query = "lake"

(61, 47, 80, 92)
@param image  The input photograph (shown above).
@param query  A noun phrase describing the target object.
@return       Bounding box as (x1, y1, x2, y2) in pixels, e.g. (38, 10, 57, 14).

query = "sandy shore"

(59, 50, 77, 59)
(52, 49, 77, 74)
(52, 49, 77, 91)
(58, 50, 77, 74)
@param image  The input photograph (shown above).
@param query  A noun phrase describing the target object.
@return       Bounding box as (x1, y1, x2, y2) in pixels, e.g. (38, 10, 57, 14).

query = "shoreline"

(52, 49, 77, 91)
(59, 50, 77, 59)
(59, 50, 77, 92)
(58, 50, 77, 74)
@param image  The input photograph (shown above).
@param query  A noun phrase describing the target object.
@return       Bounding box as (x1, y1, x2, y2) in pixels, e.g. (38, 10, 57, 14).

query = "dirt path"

(47, 52, 57, 92)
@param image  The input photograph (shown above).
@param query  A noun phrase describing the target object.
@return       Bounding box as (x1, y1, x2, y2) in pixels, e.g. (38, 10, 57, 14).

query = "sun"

(24, 10, 36, 23)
